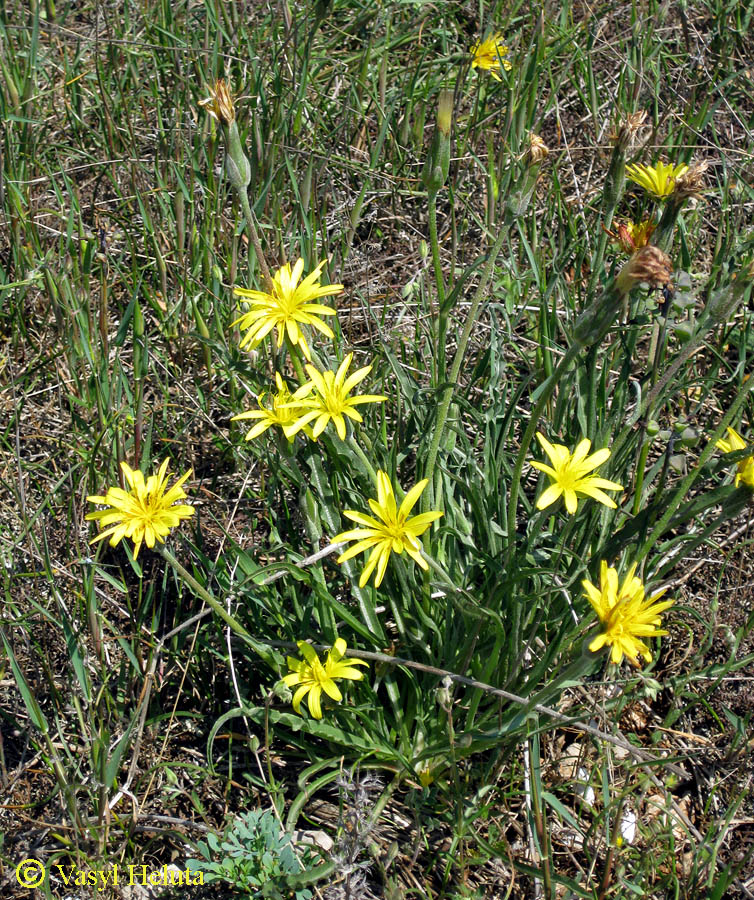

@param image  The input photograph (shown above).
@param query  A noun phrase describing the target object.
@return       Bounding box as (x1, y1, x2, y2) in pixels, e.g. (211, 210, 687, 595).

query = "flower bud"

(436, 90, 453, 138)
(421, 91, 453, 193)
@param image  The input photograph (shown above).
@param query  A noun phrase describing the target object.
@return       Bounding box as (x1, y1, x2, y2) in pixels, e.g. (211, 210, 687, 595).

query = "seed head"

(616, 246, 673, 294)
(609, 110, 648, 153)
(671, 159, 710, 202)
(523, 132, 549, 166)
(199, 79, 236, 128)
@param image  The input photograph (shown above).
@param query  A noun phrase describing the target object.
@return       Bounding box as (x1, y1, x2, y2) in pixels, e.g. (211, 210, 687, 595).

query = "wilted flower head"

(609, 110, 648, 153)
(604, 219, 656, 254)
(626, 160, 689, 199)
(616, 245, 673, 294)
(199, 79, 235, 127)
(470, 33, 512, 80)
(523, 132, 549, 166)
(671, 160, 710, 203)
(584, 561, 674, 666)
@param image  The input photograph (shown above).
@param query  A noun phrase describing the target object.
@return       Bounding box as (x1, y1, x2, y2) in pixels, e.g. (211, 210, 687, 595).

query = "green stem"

(587, 139, 627, 298)
(634, 375, 754, 564)
(651, 198, 683, 253)
(347, 435, 378, 482)
(284, 334, 307, 383)
(239, 188, 273, 291)
(427, 190, 447, 385)
(421, 212, 513, 512)
(632, 438, 651, 517)
(160, 546, 258, 648)
(420, 548, 459, 592)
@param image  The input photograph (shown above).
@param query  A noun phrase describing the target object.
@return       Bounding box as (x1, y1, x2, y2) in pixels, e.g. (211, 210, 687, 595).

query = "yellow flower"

(470, 32, 512, 80)
(231, 373, 311, 442)
(233, 258, 342, 361)
(531, 433, 623, 514)
(604, 219, 656, 253)
(715, 426, 754, 488)
(283, 353, 387, 441)
(332, 471, 443, 588)
(625, 161, 689, 199)
(584, 561, 674, 666)
(86, 460, 194, 558)
(282, 639, 368, 719)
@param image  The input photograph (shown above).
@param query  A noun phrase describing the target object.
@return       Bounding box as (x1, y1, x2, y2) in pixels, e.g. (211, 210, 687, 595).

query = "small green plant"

(187, 809, 317, 898)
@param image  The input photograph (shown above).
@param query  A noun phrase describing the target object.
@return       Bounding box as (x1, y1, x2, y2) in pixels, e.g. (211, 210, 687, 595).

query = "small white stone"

(575, 767, 595, 807)
(620, 808, 638, 844)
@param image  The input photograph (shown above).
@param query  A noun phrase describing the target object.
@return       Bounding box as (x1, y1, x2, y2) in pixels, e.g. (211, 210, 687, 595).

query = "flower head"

(332, 471, 443, 588)
(199, 79, 235, 127)
(531, 433, 623, 514)
(671, 160, 710, 203)
(609, 111, 648, 153)
(715, 426, 754, 488)
(282, 639, 368, 719)
(625, 160, 689, 199)
(604, 219, 656, 254)
(231, 373, 312, 442)
(615, 245, 673, 294)
(283, 353, 387, 441)
(584, 561, 674, 666)
(86, 460, 194, 558)
(233, 258, 342, 361)
(522, 132, 549, 166)
(470, 33, 512, 80)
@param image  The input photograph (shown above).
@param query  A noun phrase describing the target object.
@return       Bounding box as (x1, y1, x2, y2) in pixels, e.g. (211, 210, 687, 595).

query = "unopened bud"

(225, 138, 252, 191)
(273, 679, 292, 703)
(436, 675, 453, 711)
(421, 92, 453, 193)
(436, 90, 453, 137)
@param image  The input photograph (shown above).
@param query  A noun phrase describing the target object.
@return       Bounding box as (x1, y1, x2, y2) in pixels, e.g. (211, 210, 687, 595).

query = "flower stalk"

(200, 79, 273, 289)
(422, 91, 453, 385)
(132, 299, 146, 464)
(420, 142, 547, 513)
(587, 111, 646, 296)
